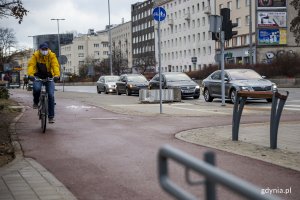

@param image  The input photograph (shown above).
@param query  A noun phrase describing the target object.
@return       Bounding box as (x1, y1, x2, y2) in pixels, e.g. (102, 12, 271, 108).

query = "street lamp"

(51, 18, 65, 91)
(108, 0, 113, 75)
(50, 18, 65, 57)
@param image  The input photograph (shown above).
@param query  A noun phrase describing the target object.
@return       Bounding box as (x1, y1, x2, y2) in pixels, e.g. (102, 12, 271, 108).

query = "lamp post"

(108, 0, 113, 75)
(50, 18, 65, 57)
(51, 18, 65, 91)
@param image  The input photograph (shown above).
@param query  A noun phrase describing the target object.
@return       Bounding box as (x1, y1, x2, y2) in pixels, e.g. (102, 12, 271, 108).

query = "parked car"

(202, 69, 277, 103)
(116, 74, 149, 96)
(96, 75, 119, 94)
(148, 72, 200, 99)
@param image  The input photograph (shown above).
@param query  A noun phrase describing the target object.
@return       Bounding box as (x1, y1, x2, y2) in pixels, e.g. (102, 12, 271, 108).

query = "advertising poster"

(257, 12, 286, 27)
(258, 29, 287, 45)
(258, 0, 286, 8)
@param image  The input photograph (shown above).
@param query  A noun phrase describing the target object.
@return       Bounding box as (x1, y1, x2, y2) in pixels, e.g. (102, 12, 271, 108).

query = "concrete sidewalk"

(0, 108, 77, 200)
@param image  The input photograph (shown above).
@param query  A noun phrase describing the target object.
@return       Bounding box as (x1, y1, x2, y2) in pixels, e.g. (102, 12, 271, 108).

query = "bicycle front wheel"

(40, 95, 48, 133)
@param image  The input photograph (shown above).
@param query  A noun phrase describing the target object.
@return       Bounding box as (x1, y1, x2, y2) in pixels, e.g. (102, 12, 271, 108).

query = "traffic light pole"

(220, 31, 226, 106)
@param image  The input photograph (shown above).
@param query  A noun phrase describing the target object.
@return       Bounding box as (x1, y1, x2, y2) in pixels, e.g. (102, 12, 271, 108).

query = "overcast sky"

(0, 0, 139, 50)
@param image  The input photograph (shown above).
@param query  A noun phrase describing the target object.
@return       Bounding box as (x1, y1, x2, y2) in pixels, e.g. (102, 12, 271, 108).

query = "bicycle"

(35, 77, 53, 133)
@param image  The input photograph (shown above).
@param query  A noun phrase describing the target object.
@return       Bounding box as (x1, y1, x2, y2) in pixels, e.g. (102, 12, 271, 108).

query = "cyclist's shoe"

(49, 117, 55, 124)
(33, 104, 38, 109)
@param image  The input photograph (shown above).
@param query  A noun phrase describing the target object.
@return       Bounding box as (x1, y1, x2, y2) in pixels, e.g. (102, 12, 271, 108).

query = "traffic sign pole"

(153, 7, 166, 114)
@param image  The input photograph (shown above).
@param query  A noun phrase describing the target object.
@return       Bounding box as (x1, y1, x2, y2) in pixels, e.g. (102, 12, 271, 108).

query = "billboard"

(258, 29, 287, 45)
(257, 12, 286, 27)
(258, 0, 286, 8)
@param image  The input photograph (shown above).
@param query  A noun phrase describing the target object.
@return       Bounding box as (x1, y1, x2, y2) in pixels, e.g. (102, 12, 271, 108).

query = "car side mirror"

(224, 78, 229, 82)
(261, 76, 266, 79)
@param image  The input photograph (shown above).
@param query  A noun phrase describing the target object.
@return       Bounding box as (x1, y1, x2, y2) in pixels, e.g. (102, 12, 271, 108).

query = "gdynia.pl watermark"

(261, 187, 292, 195)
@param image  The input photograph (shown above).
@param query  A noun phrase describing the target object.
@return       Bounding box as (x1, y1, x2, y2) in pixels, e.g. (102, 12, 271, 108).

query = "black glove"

(28, 76, 36, 81)
(53, 76, 60, 83)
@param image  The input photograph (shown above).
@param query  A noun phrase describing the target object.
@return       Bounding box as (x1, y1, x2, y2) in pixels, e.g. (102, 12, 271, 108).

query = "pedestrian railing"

(158, 145, 281, 200)
(232, 91, 289, 149)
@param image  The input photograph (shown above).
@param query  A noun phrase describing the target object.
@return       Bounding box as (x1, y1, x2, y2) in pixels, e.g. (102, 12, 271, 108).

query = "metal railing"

(158, 145, 281, 200)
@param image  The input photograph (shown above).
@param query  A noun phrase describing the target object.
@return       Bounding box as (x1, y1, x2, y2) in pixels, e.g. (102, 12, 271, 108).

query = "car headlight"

(240, 86, 253, 91)
(128, 84, 133, 88)
(272, 84, 278, 91)
(195, 85, 200, 89)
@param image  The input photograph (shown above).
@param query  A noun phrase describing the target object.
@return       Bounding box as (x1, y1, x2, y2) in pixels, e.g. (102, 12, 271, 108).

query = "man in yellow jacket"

(27, 42, 60, 123)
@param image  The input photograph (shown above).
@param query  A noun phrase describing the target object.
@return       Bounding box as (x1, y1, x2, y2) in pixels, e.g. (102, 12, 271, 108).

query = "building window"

(246, 15, 250, 25)
(227, 1, 232, 9)
(78, 53, 84, 57)
(236, 0, 241, 9)
(78, 45, 83, 50)
(94, 43, 99, 48)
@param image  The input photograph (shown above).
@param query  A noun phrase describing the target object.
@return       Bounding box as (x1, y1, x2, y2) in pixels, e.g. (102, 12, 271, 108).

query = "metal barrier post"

(204, 152, 216, 200)
(270, 91, 289, 149)
(232, 92, 247, 141)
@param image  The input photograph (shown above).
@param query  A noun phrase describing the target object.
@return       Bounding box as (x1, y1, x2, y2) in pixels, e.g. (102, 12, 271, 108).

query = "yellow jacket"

(27, 50, 60, 78)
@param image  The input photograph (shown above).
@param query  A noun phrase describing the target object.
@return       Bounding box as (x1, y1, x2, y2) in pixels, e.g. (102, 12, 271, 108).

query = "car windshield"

(105, 77, 119, 82)
(165, 73, 191, 82)
(128, 76, 147, 82)
(229, 70, 262, 80)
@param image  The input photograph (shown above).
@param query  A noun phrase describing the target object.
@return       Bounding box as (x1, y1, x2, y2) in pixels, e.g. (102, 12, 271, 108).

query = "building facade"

(31, 34, 73, 57)
(215, 0, 298, 64)
(61, 29, 109, 75)
(131, 0, 156, 73)
(111, 20, 133, 69)
(155, 0, 216, 72)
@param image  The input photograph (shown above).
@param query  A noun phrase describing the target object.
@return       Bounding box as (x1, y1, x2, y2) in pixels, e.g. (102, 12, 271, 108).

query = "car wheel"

(104, 87, 108, 94)
(230, 89, 237, 104)
(266, 98, 272, 103)
(97, 86, 101, 94)
(193, 95, 200, 99)
(116, 87, 121, 95)
(204, 88, 213, 102)
(126, 88, 131, 96)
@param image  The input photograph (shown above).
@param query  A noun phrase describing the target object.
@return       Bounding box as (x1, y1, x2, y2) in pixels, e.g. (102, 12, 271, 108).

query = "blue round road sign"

(153, 7, 166, 21)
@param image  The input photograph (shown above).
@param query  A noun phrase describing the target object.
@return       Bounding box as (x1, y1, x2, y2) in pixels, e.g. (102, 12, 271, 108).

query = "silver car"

(202, 69, 277, 103)
(96, 75, 119, 94)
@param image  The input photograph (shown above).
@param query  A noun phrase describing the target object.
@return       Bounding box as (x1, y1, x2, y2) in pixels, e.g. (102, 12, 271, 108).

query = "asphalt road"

(11, 89, 300, 200)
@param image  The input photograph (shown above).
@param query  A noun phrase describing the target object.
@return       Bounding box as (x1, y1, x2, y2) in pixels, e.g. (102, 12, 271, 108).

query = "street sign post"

(153, 7, 166, 114)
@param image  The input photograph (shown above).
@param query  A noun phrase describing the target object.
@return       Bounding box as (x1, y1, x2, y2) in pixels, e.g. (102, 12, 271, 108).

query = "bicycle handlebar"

(28, 76, 59, 82)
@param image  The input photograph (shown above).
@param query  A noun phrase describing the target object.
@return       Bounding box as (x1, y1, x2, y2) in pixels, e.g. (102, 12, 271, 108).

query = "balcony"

(204, 6, 211, 14)
(184, 13, 191, 21)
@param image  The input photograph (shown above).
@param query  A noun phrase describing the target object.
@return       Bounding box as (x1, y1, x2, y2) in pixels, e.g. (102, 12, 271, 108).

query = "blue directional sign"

(153, 7, 166, 21)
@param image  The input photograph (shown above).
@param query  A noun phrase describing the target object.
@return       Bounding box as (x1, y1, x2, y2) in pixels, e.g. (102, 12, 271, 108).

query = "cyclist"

(27, 42, 60, 123)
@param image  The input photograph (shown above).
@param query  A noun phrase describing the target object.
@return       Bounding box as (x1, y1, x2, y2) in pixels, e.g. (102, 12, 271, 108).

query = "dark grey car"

(149, 72, 200, 99)
(96, 75, 119, 94)
(116, 74, 149, 96)
(202, 69, 277, 103)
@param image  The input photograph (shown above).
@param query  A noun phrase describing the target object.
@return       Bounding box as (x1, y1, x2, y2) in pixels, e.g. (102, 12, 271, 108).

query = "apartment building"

(61, 29, 109, 75)
(155, 0, 216, 72)
(131, 0, 156, 72)
(216, 0, 298, 64)
(111, 20, 133, 69)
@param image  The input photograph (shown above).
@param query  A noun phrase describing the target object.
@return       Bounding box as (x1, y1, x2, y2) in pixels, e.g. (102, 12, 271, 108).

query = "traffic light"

(220, 8, 238, 41)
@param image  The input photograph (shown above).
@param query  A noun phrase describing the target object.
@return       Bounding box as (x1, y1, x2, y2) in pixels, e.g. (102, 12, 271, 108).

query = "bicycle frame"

(36, 77, 53, 133)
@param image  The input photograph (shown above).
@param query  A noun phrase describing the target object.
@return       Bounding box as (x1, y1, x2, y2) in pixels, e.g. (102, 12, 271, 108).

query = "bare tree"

(0, 27, 17, 71)
(0, 0, 28, 24)
(112, 48, 129, 75)
(290, 0, 300, 46)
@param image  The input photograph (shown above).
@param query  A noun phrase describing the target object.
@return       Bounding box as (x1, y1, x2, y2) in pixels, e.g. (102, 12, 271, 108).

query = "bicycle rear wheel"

(40, 95, 48, 133)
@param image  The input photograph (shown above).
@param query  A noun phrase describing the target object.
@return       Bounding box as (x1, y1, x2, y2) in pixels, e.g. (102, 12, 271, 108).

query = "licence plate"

(183, 89, 194, 93)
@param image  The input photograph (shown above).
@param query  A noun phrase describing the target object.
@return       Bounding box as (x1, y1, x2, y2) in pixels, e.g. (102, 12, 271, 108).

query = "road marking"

(90, 117, 121, 120)
(66, 105, 96, 109)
